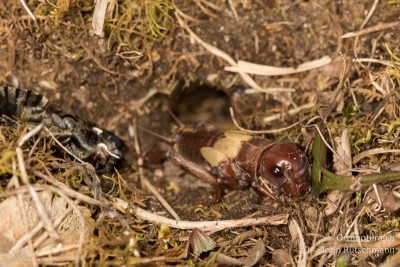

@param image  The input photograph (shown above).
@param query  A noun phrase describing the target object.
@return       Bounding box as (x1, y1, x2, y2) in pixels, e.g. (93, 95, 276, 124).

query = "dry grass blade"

(225, 56, 332, 76)
(354, 58, 400, 66)
(43, 126, 85, 165)
(353, 148, 400, 164)
(380, 249, 400, 266)
(262, 102, 316, 124)
(289, 219, 307, 266)
(15, 124, 60, 243)
(176, 6, 331, 88)
(227, 0, 239, 22)
(341, 21, 399, 39)
(32, 170, 107, 207)
(132, 119, 181, 221)
(175, 8, 279, 93)
(18, 0, 35, 20)
(229, 107, 303, 134)
(141, 177, 181, 221)
(92, 0, 109, 36)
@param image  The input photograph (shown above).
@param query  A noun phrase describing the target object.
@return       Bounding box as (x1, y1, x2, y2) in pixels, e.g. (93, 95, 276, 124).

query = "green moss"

(47, 0, 77, 27)
(107, 0, 175, 48)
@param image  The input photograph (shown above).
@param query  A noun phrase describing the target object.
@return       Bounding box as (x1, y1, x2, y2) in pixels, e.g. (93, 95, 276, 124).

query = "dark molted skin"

(0, 86, 124, 171)
(0, 86, 48, 123)
(169, 130, 311, 199)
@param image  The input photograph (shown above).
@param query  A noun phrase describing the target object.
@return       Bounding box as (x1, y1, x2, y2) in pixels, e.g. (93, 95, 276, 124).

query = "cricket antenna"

(163, 105, 185, 130)
(137, 125, 175, 143)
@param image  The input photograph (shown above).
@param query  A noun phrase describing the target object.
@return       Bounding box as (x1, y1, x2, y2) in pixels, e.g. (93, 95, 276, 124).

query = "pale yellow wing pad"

(214, 137, 242, 158)
(200, 131, 252, 167)
(200, 147, 228, 167)
(224, 131, 252, 142)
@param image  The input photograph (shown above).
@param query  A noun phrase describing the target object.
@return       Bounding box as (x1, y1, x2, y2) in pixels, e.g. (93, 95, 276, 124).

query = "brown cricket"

(167, 129, 311, 200)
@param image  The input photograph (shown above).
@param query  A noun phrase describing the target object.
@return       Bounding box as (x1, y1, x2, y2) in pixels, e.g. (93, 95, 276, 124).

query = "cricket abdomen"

(174, 130, 224, 166)
(0, 86, 48, 123)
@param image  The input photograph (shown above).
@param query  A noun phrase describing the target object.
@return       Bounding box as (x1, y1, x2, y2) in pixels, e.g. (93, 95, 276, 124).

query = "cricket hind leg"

(167, 150, 222, 201)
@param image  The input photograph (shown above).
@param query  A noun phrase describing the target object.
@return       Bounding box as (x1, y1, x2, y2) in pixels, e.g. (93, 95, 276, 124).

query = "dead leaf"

(214, 252, 243, 266)
(325, 190, 345, 216)
(0, 191, 92, 265)
(324, 129, 351, 216)
(272, 249, 295, 266)
(189, 228, 216, 257)
(214, 238, 266, 267)
(366, 184, 400, 212)
(333, 129, 352, 175)
(238, 239, 266, 267)
(304, 206, 318, 222)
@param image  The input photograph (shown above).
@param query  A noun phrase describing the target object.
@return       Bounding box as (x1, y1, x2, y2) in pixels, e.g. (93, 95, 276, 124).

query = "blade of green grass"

(311, 133, 400, 195)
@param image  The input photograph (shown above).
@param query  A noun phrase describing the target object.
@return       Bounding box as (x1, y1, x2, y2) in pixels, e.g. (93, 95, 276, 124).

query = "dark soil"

(1, 0, 400, 266)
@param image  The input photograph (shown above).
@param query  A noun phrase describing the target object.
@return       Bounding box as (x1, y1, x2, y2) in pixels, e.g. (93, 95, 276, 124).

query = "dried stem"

(15, 124, 60, 243)
(132, 118, 181, 221)
(229, 107, 301, 134)
(115, 198, 288, 232)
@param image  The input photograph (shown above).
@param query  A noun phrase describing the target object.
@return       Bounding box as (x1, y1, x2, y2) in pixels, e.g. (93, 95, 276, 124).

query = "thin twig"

(361, 0, 380, 30)
(18, 0, 36, 20)
(129, 89, 158, 112)
(92, 0, 109, 36)
(353, 148, 400, 164)
(313, 125, 337, 158)
(83, 46, 121, 75)
(17, 123, 43, 146)
(106, 88, 158, 128)
(16, 124, 60, 243)
(290, 219, 307, 266)
(225, 56, 332, 76)
(229, 107, 302, 134)
(12, 157, 38, 267)
(244, 87, 295, 94)
(142, 177, 181, 221)
(200, 0, 223, 11)
(354, 58, 400, 67)
(33, 169, 107, 207)
(132, 118, 181, 221)
(43, 126, 85, 164)
(227, 0, 239, 22)
(175, 8, 267, 93)
(262, 102, 315, 124)
(194, 0, 219, 18)
(34, 186, 86, 267)
(127, 202, 288, 232)
(342, 16, 398, 38)
(9, 193, 75, 255)
(351, 0, 380, 68)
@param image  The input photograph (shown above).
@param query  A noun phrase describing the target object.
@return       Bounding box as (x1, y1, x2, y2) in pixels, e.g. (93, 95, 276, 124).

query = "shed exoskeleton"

(0, 86, 124, 171)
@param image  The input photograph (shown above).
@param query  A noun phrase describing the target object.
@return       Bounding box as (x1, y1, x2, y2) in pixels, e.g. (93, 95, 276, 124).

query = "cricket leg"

(167, 150, 222, 200)
(251, 177, 280, 201)
(0, 115, 18, 128)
